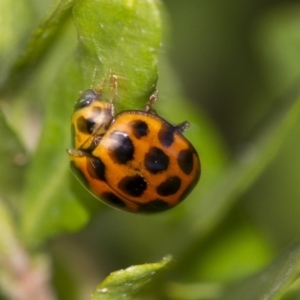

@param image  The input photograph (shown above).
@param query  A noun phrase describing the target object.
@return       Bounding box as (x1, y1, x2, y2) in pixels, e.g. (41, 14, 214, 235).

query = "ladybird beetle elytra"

(68, 75, 201, 213)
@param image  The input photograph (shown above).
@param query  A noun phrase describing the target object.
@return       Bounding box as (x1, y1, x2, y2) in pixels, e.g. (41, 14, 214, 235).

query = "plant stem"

(0, 200, 56, 300)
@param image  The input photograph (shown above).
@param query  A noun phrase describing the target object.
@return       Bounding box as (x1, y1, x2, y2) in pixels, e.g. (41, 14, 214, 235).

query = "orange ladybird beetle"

(67, 75, 200, 213)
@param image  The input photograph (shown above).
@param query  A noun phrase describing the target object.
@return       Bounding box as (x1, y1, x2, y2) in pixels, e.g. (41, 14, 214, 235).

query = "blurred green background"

(58, 0, 300, 296)
(162, 0, 300, 246)
(2, 0, 300, 299)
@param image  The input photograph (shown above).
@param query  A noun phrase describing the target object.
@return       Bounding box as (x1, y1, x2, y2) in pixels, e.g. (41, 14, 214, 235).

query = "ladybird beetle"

(67, 75, 200, 213)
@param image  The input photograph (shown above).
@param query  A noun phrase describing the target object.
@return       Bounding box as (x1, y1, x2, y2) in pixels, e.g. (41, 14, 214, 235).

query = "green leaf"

(0, 110, 27, 204)
(0, 0, 75, 92)
(220, 237, 300, 300)
(20, 61, 93, 246)
(168, 89, 300, 267)
(73, 0, 162, 112)
(0, 0, 32, 87)
(91, 256, 172, 300)
(165, 238, 300, 300)
(0, 200, 21, 264)
(189, 92, 300, 241)
(20, 0, 163, 246)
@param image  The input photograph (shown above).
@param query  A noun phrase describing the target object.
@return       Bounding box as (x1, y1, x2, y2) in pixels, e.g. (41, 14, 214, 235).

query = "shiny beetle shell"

(68, 85, 200, 213)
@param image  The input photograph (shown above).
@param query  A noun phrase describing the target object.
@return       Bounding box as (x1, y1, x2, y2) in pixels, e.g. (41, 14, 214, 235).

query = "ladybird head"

(74, 89, 100, 111)
(71, 89, 114, 151)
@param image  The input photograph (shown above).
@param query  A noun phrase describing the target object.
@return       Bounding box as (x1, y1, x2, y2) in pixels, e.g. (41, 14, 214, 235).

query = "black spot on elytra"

(109, 131, 134, 164)
(130, 120, 149, 139)
(138, 199, 169, 213)
(76, 116, 96, 134)
(179, 164, 201, 202)
(87, 156, 106, 181)
(70, 161, 88, 186)
(144, 147, 169, 174)
(101, 192, 126, 208)
(118, 175, 147, 197)
(157, 176, 181, 196)
(158, 124, 175, 147)
(74, 89, 97, 111)
(178, 148, 194, 174)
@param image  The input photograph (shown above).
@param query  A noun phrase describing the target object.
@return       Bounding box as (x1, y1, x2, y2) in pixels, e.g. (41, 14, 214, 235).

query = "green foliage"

(20, 62, 92, 246)
(1, 0, 300, 299)
(91, 256, 171, 300)
(0, 110, 26, 205)
(221, 238, 300, 300)
(73, 0, 161, 112)
(166, 238, 300, 300)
